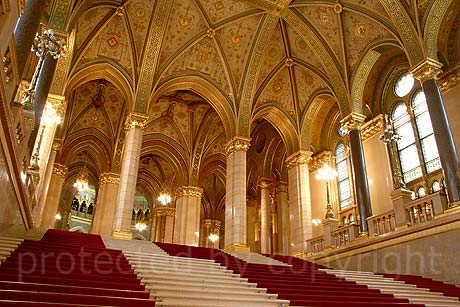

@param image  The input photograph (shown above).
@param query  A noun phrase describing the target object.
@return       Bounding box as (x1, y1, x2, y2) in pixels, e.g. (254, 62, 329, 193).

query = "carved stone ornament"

(52, 139, 62, 151)
(286, 150, 313, 170)
(258, 178, 272, 189)
(411, 58, 443, 84)
(275, 182, 288, 193)
(225, 136, 251, 156)
(99, 172, 120, 185)
(340, 112, 366, 132)
(309, 151, 334, 173)
(52, 163, 67, 178)
(361, 114, 385, 142)
(439, 64, 460, 92)
(176, 186, 203, 198)
(154, 207, 176, 217)
(125, 112, 149, 130)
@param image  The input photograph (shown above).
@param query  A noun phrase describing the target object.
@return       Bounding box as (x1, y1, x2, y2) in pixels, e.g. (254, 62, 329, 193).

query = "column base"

(111, 229, 133, 240)
(224, 243, 250, 253)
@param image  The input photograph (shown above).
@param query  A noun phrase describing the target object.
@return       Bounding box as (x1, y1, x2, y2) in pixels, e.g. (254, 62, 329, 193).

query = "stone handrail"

(405, 192, 447, 226)
(306, 235, 325, 254)
(331, 224, 360, 247)
(367, 210, 396, 236)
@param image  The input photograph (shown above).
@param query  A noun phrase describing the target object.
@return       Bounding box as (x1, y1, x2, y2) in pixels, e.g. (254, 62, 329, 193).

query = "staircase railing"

(306, 235, 325, 254)
(367, 210, 396, 236)
(405, 191, 447, 226)
(331, 224, 360, 247)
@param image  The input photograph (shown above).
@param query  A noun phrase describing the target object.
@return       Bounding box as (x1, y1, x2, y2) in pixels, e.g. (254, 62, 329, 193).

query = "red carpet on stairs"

(155, 242, 426, 307)
(381, 272, 460, 299)
(0, 230, 154, 307)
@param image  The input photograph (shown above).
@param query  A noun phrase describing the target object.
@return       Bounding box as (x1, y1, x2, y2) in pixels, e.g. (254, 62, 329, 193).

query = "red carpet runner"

(156, 242, 425, 307)
(0, 230, 154, 307)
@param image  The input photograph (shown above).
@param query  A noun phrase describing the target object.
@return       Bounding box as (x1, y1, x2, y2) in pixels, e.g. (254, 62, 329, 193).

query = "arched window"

(335, 142, 352, 209)
(391, 76, 441, 184)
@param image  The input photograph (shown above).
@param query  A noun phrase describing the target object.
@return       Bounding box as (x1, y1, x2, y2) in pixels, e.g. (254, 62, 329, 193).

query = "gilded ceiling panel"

(193, 104, 212, 136)
(75, 7, 111, 49)
(285, 24, 323, 72)
(172, 102, 192, 149)
(126, 0, 154, 61)
(216, 14, 263, 93)
(158, 0, 208, 66)
(295, 6, 341, 65)
(293, 65, 328, 112)
(77, 15, 133, 76)
(162, 37, 231, 93)
(69, 106, 113, 141)
(197, 0, 253, 24)
(144, 116, 187, 149)
(256, 66, 294, 114)
(343, 11, 392, 72)
(358, 0, 390, 19)
(255, 22, 285, 90)
(309, 96, 336, 150)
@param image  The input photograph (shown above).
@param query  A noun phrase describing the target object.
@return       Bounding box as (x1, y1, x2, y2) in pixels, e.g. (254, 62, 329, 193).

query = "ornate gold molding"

(275, 181, 288, 193)
(309, 151, 334, 173)
(47, 93, 66, 117)
(258, 178, 272, 189)
(202, 218, 221, 230)
(125, 112, 149, 130)
(225, 136, 251, 156)
(99, 172, 120, 185)
(286, 150, 313, 170)
(52, 139, 62, 151)
(52, 163, 67, 178)
(438, 64, 460, 92)
(176, 186, 203, 198)
(361, 114, 385, 142)
(340, 113, 366, 131)
(411, 58, 443, 84)
(154, 207, 176, 217)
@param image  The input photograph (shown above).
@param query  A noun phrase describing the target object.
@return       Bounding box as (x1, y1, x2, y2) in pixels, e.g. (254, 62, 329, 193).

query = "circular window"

(394, 72, 415, 97)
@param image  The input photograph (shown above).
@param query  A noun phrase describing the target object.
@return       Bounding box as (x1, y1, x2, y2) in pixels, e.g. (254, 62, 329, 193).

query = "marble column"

(151, 207, 175, 243)
(341, 113, 373, 233)
(201, 219, 221, 248)
(412, 59, 460, 206)
(40, 163, 67, 229)
(14, 0, 48, 76)
(112, 113, 148, 240)
(174, 186, 203, 246)
(91, 172, 120, 236)
(286, 150, 313, 257)
(224, 136, 251, 252)
(276, 182, 290, 255)
(258, 178, 272, 254)
(28, 55, 59, 155)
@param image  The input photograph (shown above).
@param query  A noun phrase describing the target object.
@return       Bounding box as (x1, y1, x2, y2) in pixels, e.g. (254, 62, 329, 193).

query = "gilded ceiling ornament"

(361, 114, 385, 142)
(176, 186, 203, 198)
(334, 3, 343, 14)
(52, 139, 62, 152)
(99, 172, 120, 185)
(178, 15, 191, 28)
(275, 182, 288, 193)
(125, 112, 149, 130)
(52, 163, 67, 178)
(225, 136, 251, 156)
(411, 58, 443, 84)
(214, 1, 224, 11)
(116, 6, 125, 17)
(439, 64, 460, 92)
(340, 112, 366, 132)
(206, 28, 216, 38)
(285, 58, 294, 67)
(286, 150, 313, 170)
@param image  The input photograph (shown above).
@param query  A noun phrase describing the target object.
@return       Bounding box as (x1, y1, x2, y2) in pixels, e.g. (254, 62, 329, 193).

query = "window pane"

(403, 166, 423, 182)
(394, 73, 414, 97)
(415, 111, 434, 138)
(426, 157, 442, 173)
(337, 160, 348, 181)
(339, 180, 351, 200)
(396, 123, 416, 149)
(420, 135, 439, 163)
(411, 90, 426, 109)
(399, 144, 420, 173)
(391, 102, 408, 121)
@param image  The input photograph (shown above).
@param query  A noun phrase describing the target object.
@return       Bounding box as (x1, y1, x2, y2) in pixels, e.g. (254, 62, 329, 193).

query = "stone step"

(139, 270, 245, 282)
(0, 242, 21, 249)
(146, 283, 266, 294)
(143, 278, 259, 290)
(125, 253, 216, 264)
(152, 287, 277, 300)
(134, 266, 231, 276)
(141, 274, 251, 287)
(130, 258, 223, 270)
(0, 237, 24, 244)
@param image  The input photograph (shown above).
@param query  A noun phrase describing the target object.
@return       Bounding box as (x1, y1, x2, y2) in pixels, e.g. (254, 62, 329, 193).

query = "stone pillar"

(151, 207, 175, 243)
(246, 200, 258, 251)
(275, 182, 290, 255)
(412, 59, 460, 206)
(201, 219, 221, 248)
(112, 113, 148, 240)
(286, 150, 313, 257)
(28, 55, 59, 155)
(91, 173, 120, 236)
(174, 186, 203, 246)
(224, 136, 251, 252)
(40, 163, 67, 229)
(341, 113, 373, 233)
(258, 178, 272, 254)
(322, 218, 340, 248)
(14, 0, 48, 76)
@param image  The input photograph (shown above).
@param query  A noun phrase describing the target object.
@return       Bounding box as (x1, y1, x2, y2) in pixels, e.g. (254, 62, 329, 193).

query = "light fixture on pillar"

(73, 165, 89, 192)
(157, 189, 171, 206)
(55, 213, 62, 220)
(316, 163, 338, 219)
(380, 114, 405, 189)
(135, 221, 147, 232)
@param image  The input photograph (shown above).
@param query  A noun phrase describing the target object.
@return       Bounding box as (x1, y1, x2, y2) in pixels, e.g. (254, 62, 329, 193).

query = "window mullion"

(408, 105, 428, 179)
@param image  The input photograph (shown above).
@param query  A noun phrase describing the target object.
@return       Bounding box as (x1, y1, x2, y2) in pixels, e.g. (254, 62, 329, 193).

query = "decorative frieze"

(286, 150, 313, 170)
(125, 112, 148, 130)
(439, 64, 460, 92)
(52, 163, 67, 178)
(176, 186, 203, 198)
(225, 136, 251, 156)
(154, 207, 176, 217)
(340, 113, 366, 132)
(309, 151, 334, 173)
(361, 114, 385, 142)
(411, 58, 443, 84)
(99, 172, 120, 185)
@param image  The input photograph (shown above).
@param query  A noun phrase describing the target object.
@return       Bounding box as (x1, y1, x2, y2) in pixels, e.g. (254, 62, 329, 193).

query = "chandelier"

(208, 233, 219, 243)
(73, 166, 89, 192)
(135, 222, 147, 232)
(157, 190, 171, 206)
(316, 163, 338, 219)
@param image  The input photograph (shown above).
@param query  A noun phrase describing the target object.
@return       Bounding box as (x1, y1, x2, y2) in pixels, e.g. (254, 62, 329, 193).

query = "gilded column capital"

(286, 150, 313, 170)
(275, 181, 288, 193)
(340, 112, 366, 132)
(361, 114, 385, 142)
(52, 163, 67, 178)
(125, 112, 148, 130)
(225, 136, 251, 156)
(47, 94, 66, 116)
(154, 207, 176, 217)
(438, 64, 460, 92)
(176, 186, 203, 198)
(411, 58, 443, 84)
(309, 151, 334, 173)
(52, 139, 62, 151)
(99, 172, 120, 185)
(202, 218, 221, 229)
(258, 178, 272, 189)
